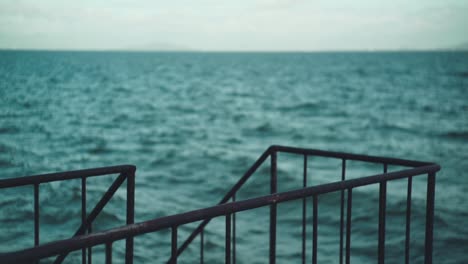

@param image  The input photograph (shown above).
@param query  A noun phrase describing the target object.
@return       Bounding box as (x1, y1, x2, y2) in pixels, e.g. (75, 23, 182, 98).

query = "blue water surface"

(0, 51, 467, 263)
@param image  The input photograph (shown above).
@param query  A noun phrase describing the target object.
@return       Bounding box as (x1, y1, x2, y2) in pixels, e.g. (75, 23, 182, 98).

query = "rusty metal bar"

(270, 151, 277, 264)
(424, 172, 436, 264)
(378, 164, 387, 264)
(232, 194, 236, 264)
(200, 229, 204, 264)
(405, 176, 413, 264)
(105, 243, 112, 264)
(226, 214, 231, 264)
(82, 177, 87, 264)
(312, 194, 318, 264)
(171, 226, 178, 264)
(88, 225, 92, 264)
(302, 155, 307, 264)
(346, 188, 352, 264)
(270, 145, 432, 167)
(0, 165, 136, 189)
(34, 183, 39, 247)
(126, 172, 135, 264)
(340, 159, 346, 264)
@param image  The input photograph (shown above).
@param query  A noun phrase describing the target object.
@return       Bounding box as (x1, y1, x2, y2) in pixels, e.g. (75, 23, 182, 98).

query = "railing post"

(302, 155, 307, 264)
(34, 183, 40, 247)
(378, 164, 387, 264)
(88, 224, 92, 264)
(232, 194, 236, 264)
(340, 159, 346, 264)
(226, 214, 231, 264)
(346, 188, 352, 264)
(126, 170, 135, 264)
(200, 229, 204, 264)
(105, 242, 112, 264)
(312, 195, 318, 264)
(82, 177, 87, 264)
(171, 226, 178, 264)
(270, 150, 277, 264)
(424, 172, 436, 264)
(405, 176, 413, 264)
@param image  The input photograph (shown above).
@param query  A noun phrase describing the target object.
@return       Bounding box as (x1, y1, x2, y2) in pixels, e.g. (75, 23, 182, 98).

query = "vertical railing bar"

(302, 155, 307, 264)
(34, 183, 39, 247)
(340, 159, 346, 264)
(105, 242, 112, 264)
(226, 214, 231, 264)
(200, 229, 204, 264)
(346, 188, 352, 264)
(82, 177, 87, 264)
(424, 172, 436, 264)
(34, 183, 39, 264)
(405, 176, 413, 264)
(312, 194, 318, 264)
(171, 226, 178, 264)
(126, 172, 135, 264)
(270, 151, 277, 264)
(88, 224, 92, 264)
(232, 194, 236, 264)
(378, 164, 387, 264)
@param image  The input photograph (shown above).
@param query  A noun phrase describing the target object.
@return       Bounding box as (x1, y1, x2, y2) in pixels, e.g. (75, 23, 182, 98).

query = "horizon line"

(1, 48, 467, 53)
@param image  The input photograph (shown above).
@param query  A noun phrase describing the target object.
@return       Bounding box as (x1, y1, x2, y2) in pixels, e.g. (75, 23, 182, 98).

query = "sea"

(0, 51, 467, 263)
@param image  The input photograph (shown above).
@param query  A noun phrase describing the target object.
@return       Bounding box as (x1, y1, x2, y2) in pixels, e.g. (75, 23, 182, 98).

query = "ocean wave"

(440, 131, 468, 140)
(0, 126, 19, 134)
(254, 122, 273, 132)
(0, 158, 14, 168)
(41, 208, 80, 225)
(277, 101, 319, 112)
(241, 122, 276, 136)
(87, 141, 113, 155)
(455, 71, 468, 78)
(0, 210, 33, 223)
(377, 121, 421, 135)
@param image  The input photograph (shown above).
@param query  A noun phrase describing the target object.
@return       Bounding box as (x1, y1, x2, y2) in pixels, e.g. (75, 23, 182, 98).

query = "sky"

(0, 0, 467, 51)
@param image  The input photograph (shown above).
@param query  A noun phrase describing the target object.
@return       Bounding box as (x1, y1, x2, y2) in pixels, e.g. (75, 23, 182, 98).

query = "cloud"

(0, 0, 467, 50)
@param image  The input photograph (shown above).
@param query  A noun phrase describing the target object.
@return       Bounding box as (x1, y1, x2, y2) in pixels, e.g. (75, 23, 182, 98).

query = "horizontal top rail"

(0, 162, 439, 263)
(0, 165, 136, 189)
(270, 145, 434, 167)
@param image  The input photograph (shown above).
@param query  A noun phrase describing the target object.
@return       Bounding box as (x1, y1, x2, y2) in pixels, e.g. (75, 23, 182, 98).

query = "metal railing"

(0, 146, 440, 264)
(0, 165, 136, 264)
(175, 145, 439, 264)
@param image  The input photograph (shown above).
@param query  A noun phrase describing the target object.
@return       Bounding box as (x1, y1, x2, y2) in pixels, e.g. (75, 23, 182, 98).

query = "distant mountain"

(451, 42, 468, 51)
(124, 42, 193, 51)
